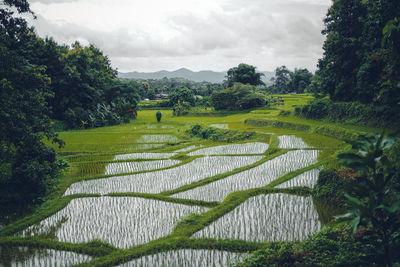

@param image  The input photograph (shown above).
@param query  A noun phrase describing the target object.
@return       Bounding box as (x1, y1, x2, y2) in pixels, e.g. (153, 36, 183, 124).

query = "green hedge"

(295, 98, 400, 128)
(244, 119, 311, 132)
(188, 124, 255, 143)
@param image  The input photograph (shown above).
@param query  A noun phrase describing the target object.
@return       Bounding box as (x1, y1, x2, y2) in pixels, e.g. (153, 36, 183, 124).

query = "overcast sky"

(26, 0, 332, 72)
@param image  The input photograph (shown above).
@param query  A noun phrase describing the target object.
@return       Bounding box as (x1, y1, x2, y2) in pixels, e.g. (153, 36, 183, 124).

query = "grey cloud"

(27, 0, 330, 72)
(30, 0, 79, 3)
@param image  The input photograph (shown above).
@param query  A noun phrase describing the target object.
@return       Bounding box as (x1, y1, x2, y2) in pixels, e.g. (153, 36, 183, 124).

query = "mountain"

(118, 68, 274, 85)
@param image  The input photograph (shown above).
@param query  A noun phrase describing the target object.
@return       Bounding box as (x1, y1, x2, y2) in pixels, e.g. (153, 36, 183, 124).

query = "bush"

(188, 124, 254, 142)
(295, 98, 400, 127)
(313, 170, 348, 206)
(210, 83, 265, 110)
(156, 111, 162, 122)
(235, 227, 366, 267)
(244, 119, 310, 132)
(173, 101, 191, 116)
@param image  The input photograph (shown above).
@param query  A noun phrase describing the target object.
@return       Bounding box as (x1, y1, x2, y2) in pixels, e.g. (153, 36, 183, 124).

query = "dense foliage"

(295, 98, 400, 127)
(0, 0, 142, 207)
(188, 124, 254, 142)
(269, 66, 313, 94)
(314, 0, 400, 106)
(226, 64, 265, 87)
(336, 134, 400, 266)
(210, 83, 266, 110)
(235, 227, 369, 267)
(168, 87, 195, 106)
(129, 77, 224, 97)
(0, 0, 64, 206)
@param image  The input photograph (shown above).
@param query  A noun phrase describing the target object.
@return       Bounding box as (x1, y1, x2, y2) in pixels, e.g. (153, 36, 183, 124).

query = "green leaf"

(338, 153, 363, 163)
(350, 215, 361, 233)
(345, 194, 366, 209)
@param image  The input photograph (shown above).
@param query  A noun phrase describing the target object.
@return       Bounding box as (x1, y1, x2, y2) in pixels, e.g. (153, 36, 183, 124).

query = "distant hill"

(118, 68, 274, 85)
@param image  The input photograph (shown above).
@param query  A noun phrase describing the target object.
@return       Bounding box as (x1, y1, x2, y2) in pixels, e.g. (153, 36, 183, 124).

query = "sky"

(26, 0, 332, 73)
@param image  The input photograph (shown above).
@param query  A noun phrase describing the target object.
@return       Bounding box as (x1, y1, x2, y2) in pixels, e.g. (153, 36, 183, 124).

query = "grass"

(1, 94, 390, 266)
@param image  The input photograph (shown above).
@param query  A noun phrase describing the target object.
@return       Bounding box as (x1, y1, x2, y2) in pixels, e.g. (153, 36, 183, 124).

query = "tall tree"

(317, 0, 367, 101)
(288, 68, 313, 93)
(0, 0, 63, 206)
(270, 66, 291, 93)
(226, 63, 265, 87)
(316, 0, 400, 105)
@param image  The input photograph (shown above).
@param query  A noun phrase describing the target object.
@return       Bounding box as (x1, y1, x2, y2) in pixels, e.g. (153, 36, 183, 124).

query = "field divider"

(106, 192, 219, 208)
(0, 236, 117, 257)
(71, 236, 272, 267)
(167, 158, 333, 239)
(159, 149, 288, 196)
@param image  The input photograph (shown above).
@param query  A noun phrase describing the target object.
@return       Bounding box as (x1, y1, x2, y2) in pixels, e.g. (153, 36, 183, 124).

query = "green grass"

(1, 95, 390, 266)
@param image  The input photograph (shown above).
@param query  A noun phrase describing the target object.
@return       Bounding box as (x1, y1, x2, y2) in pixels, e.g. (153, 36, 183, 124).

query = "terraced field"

(1, 94, 365, 266)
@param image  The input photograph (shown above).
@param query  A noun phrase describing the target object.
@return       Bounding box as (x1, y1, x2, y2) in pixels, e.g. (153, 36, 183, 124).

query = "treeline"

(130, 77, 224, 99)
(139, 63, 268, 113)
(297, 0, 400, 127)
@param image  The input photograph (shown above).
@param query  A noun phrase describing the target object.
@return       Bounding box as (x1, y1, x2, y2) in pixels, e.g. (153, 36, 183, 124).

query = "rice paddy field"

(1, 94, 377, 266)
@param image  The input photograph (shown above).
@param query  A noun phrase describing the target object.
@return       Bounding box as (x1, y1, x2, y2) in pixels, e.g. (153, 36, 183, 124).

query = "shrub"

(156, 111, 162, 122)
(173, 101, 191, 116)
(235, 227, 366, 267)
(313, 170, 348, 206)
(188, 124, 254, 142)
(295, 99, 400, 127)
(210, 83, 265, 110)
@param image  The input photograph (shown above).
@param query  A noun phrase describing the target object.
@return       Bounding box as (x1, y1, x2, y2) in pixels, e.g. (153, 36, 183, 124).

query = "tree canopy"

(211, 83, 265, 110)
(169, 86, 196, 106)
(315, 0, 400, 105)
(269, 66, 313, 94)
(0, 0, 63, 206)
(226, 63, 265, 87)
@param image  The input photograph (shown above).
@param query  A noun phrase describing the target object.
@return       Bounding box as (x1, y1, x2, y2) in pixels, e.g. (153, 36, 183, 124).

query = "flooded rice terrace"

(8, 135, 328, 266)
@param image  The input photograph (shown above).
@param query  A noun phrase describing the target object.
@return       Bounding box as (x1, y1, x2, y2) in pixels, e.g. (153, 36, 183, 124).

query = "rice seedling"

(22, 197, 208, 249)
(188, 142, 269, 156)
(275, 168, 321, 189)
(277, 135, 309, 149)
(113, 153, 177, 161)
(209, 124, 229, 129)
(105, 160, 181, 175)
(192, 193, 321, 242)
(116, 249, 247, 267)
(136, 135, 180, 143)
(0, 246, 91, 267)
(64, 156, 262, 196)
(173, 150, 319, 202)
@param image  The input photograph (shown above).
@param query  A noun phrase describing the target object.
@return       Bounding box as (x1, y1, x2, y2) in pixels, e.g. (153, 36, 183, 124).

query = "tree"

(169, 87, 195, 106)
(316, 0, 400, 105)
(270, 66, 291, 93)
(0, 0, 64, 206)
(226, 63, 265, 87)
(211, 83, 265, 110)
(288, 68, 313, 93)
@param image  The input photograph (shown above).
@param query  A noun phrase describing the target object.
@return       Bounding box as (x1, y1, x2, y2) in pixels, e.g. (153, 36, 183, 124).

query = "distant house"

(155, 93, 169, 100)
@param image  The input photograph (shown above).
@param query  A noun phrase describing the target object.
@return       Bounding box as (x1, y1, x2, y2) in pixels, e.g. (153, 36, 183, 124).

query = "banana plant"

(336, 133, 400, 266)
